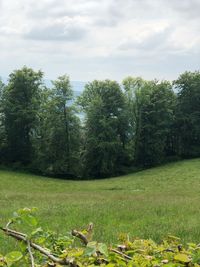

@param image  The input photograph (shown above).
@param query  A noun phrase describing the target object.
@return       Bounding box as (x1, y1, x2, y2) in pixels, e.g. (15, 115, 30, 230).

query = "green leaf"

(98, 243, 108, 257)
(22, 214, 38, 227)
(31, 227, 43, 236)
(84, 246, 96, 256)
(174, 253, 191, 263)
(84, 242, 97, 256)
(5, 251, 23, 266)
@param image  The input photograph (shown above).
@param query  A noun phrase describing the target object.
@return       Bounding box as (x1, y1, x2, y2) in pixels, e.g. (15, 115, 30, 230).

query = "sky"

(0, 0, 199, 82)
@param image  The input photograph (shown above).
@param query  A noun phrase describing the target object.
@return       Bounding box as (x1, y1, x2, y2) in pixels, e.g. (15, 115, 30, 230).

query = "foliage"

(0, 67, 200, 178)
(1, 66, 43, 164)
(33, 75, 81, 177)
(0, 79, 6, 160)
(135, 81, 175, 166)
(122, 77, 146, 162)
(1, 208, 200, 266)
(78, 80, 128, 178)
(123, 77, 176, 166)
(174, 71, 200, 158)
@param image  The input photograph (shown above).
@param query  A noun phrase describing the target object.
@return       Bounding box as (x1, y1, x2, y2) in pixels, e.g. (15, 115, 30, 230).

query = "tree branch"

(1, 223, 132, 265)
(110, 248, 132, 260)
(71, 223, 93, 246)
(71, 225, 132, 262)
(71, 229, 88, 245)
(1, 227, 77, 266)
(27, 240, 35, 267)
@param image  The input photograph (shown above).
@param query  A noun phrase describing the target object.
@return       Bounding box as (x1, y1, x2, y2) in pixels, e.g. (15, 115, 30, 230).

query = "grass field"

(1, 159, 200, 252)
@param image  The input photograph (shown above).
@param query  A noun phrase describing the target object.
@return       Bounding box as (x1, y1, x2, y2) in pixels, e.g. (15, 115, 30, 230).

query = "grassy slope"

(1, 159, 200, 252)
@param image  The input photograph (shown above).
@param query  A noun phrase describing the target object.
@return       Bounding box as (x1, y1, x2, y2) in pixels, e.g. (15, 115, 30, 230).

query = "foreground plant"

(0, 208, 200, 266)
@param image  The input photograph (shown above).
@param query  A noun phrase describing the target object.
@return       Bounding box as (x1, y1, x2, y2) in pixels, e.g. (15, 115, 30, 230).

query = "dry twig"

(71, 229, 88, 245)
(110, 248, 132, 260)
(27, 240, 35, 267)
(71, 223, 93, 245)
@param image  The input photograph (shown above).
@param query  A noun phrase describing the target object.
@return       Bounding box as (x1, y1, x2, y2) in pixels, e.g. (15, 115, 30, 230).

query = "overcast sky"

(0, 0, 199, 82)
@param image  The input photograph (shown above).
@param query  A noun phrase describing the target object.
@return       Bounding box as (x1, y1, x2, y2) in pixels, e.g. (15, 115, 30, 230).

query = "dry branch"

(27, 240, 35, 267)
(1, 222, 132, 266)
(110, 248, 132, 260)
(71, 223, 93, 245)
(71, 224, 132, 262)
(71, 229, 88, 245)
(0, 227, 77, 266)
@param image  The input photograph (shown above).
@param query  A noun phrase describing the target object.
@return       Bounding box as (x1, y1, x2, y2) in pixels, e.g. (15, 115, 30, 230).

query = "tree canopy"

(0, 67, 199, 178)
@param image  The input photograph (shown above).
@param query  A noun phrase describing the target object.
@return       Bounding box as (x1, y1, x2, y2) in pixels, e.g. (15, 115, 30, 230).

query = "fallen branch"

(4, 227, 27, 237)
(2, 222, 132, 266)
(5, 220, 13, 229)
(0, 227, 77, 266)
(110, 248, 132, 261)
(71, 224, 132, 262)
(71, 223, 93, 245)
(71, 229, 88, 245)
(27, 240, 35, 267)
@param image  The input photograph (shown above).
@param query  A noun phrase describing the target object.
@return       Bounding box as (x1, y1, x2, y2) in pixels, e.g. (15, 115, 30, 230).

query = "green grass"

(1, 159, 200, 252)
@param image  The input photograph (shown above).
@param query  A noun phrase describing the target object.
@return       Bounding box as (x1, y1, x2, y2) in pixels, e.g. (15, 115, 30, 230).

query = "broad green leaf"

(84, 242, 97, 256)
(84, 246, 96, 256)
(22, 214, 38, 227)
(5, 251, 23, 266)
(174, 253, 191, 263)
(98, 243, 108, 257)
(31, 227, 43, 236)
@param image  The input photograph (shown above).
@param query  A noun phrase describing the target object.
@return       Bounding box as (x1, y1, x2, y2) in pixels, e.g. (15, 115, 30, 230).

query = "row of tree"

(0, 67, 199, 178)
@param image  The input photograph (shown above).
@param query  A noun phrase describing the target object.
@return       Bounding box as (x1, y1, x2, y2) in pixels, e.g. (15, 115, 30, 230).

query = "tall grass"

(1, 159, 200, 252)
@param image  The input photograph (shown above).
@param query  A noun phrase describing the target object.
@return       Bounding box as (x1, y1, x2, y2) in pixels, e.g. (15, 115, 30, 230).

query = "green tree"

(79, 80, 128, 178)
(34, 75, 81, 177)
(174, 71, 200, 157)
(3, 67, 43, 164)
(137, 81, 175, 166)
(123, 77, 147, 162)
(0, 79, 7, 161)
(123, 77, 175, 166)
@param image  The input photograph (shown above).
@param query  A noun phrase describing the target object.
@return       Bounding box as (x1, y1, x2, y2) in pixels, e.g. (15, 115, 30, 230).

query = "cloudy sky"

(0, 0, 199, 82)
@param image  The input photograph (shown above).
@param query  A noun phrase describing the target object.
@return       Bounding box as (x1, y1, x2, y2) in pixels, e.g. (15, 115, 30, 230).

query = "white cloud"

(0, 0, 199, 81)
(24, 17, 88, 41)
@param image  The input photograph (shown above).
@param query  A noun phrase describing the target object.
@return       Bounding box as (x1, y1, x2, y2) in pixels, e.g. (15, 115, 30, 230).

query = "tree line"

(0, 66, 199, 178)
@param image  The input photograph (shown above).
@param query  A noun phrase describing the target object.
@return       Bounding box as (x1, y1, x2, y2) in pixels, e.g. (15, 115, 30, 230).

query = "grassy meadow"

(1, 158, 200, 252)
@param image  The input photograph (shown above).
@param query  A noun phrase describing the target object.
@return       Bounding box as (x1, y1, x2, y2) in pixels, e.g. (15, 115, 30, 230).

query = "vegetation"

(0, 68, 200, 265)
(0, 67, 200, 178)
(174, 72, 200, 158)
(78, 80, 128, 177)
(1, 158, 200, 254)
(33, 75, 81, 177)
(1, 207, 200, 266)
(123, 77, 176, 166)
(1, 68, 43, 164)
